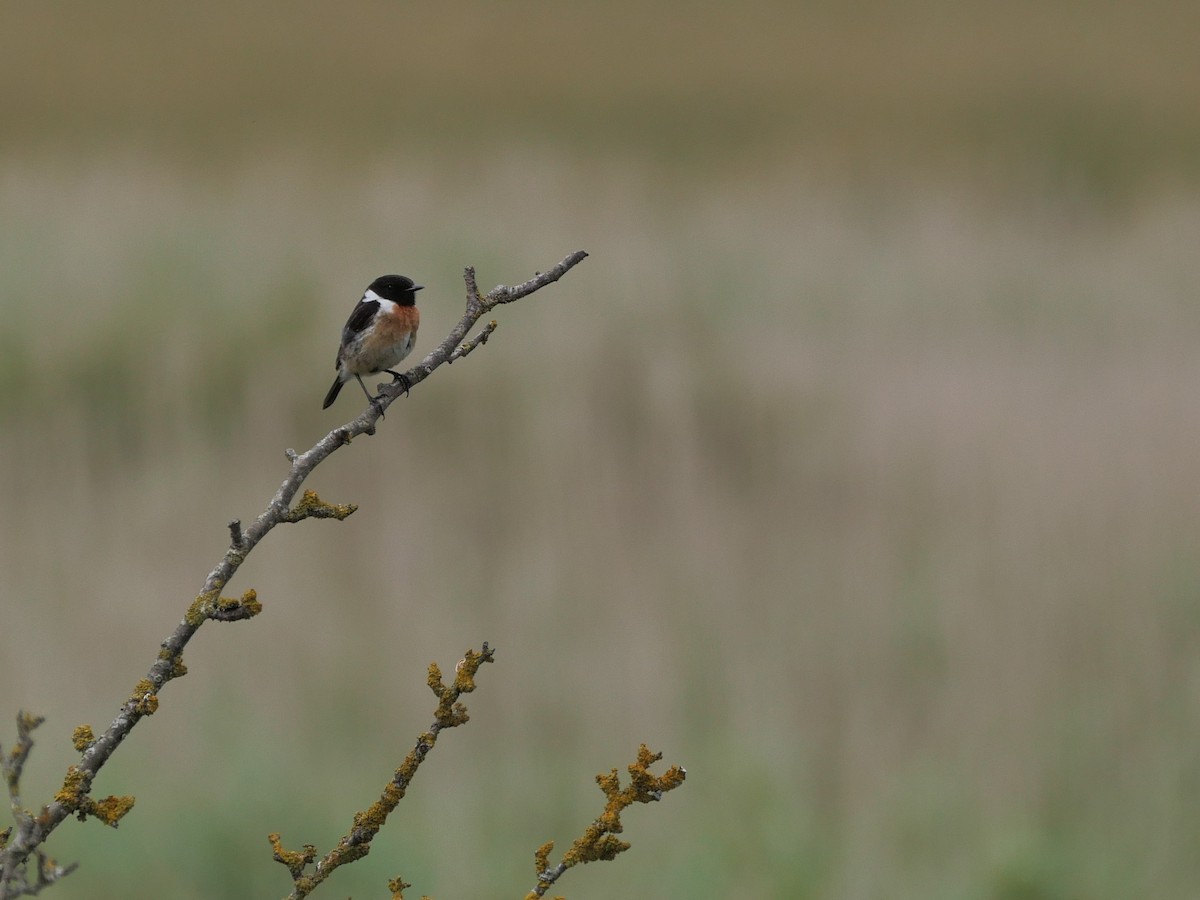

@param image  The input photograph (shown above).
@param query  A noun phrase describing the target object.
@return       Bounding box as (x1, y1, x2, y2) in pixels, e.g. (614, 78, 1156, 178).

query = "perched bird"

(323, 274, 422, 409)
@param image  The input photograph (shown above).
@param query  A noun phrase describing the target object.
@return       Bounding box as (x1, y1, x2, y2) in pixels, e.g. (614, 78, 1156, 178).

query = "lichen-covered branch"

(0, 715, 80, 896)
(0, 252, 587, 899)
(271, 644, 496, 899)
(525, 746, 687, 899)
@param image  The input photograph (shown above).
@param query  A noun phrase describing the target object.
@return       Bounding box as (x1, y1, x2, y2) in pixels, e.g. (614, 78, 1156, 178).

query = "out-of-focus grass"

(4, 2, 1200, 897)
(3, 1, 1200, 191)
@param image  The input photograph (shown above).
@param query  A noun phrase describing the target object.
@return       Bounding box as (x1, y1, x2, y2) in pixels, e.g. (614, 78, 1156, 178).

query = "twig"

(525, 745, 686, 899)
(0, 252, 587, 898)
(270, 644, 496, 899)
(0, 715, 80, 896)
(3, 713, 42, 828)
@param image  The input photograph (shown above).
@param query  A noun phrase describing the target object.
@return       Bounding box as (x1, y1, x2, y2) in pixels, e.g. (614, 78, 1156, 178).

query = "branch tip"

(526, 743, 685, 897)
(269, 644, 496, 897)
(210, 588, 263, 622)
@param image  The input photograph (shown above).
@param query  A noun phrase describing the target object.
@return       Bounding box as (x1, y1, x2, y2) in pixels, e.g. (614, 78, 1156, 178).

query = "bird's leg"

(356, 374, 386, 419)
(384, 369, 412, 397)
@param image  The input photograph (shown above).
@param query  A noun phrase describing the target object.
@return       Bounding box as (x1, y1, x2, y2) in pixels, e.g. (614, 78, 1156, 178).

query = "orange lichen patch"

(71, 725, 95, 752)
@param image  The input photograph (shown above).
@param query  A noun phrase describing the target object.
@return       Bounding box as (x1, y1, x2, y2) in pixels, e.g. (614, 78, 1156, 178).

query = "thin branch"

(0, 714, 81, 897)
(448, 320, 498, 363)
(0, 252, 587, 897)
(524, 745, 686, 899)
(271, 644, 496, 899)
(3, 713, 43, 827)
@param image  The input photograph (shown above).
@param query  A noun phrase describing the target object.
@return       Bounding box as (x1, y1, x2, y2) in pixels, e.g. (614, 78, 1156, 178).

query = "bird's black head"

(367, 274, 424, 305)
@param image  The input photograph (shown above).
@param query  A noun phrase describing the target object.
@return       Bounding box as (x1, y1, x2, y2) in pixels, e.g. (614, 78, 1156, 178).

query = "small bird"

(323, 274, 423, 409)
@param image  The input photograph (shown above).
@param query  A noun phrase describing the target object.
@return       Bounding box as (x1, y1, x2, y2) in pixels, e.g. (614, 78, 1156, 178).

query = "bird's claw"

(386, 370, 412, 397)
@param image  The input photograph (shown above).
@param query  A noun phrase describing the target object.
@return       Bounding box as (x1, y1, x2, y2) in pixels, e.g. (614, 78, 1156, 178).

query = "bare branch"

(0, 252, 587, 898)
(448, 320, 497, 363)
(375, 249, 589, 408)
(481, 250, 590, 309)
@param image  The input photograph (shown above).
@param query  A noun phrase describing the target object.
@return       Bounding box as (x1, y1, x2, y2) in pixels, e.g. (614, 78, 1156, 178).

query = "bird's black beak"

(413, 284, 425, 292)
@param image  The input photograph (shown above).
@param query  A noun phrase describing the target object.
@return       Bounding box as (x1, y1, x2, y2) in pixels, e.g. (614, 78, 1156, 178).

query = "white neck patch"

(363, 288, 396, 311)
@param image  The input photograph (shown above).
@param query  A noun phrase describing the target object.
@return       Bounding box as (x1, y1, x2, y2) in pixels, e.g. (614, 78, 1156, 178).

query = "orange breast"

(376, 304, 419, 342)
(350, 304, 420, 374)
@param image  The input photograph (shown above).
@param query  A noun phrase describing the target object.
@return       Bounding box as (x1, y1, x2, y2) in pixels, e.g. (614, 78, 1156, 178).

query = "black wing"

(334, 299, 381, 367)
(343, 298, 380, 337)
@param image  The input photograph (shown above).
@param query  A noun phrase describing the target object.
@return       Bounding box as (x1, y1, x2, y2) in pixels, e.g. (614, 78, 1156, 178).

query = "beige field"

(3, 3, 1200, 898)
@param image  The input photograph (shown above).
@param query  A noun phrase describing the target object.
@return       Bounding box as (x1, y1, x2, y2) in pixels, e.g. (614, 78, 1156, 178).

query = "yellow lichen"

(54, 766, 87, 809)
(534, 840, 555, 874)
(71, 725, 95, 752)
(426, 662, 444, 695)
(531, 745, 686, 889)
(238, 588, 262, 616)
(17, 711, 44, 733)
(268, 832, 317, 876)
(86, 794, 136, 826)
(185, 590, 218, 626)
(129, 680, 159, 716)
(289, 490, 357, 521)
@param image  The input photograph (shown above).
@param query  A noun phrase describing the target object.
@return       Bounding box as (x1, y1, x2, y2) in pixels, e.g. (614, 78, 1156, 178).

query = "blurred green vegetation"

(3, 0, 1200, 191)
(3, 2, 1200, 898)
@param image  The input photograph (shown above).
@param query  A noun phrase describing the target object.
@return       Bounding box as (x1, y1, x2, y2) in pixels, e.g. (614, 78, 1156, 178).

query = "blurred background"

(2, 1, 1200, 897)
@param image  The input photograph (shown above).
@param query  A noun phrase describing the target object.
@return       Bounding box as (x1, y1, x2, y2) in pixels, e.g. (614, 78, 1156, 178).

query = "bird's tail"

(322, 377, 344, 409)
